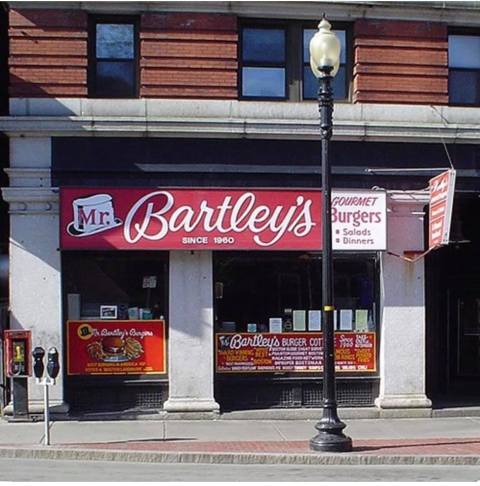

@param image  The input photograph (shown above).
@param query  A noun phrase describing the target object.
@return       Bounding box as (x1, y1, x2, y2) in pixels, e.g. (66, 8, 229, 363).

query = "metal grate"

(217, 380, 378, 411)
(68, 384, 168, 413)
(302, 381, 377, 407)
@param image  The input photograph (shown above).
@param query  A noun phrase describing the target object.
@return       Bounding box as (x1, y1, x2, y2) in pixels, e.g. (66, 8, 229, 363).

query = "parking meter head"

(32, 346, 45, 379)
(46, 347, 60, 379)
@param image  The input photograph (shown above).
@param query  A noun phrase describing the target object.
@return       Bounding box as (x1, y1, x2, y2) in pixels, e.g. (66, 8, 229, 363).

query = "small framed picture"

(100, 305, 118, 320)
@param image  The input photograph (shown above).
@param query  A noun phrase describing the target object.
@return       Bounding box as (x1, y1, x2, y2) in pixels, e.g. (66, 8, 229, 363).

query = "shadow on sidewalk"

(353, 439, 480, 452)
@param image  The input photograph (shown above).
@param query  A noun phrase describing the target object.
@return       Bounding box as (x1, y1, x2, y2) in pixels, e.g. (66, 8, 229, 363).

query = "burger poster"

(67, 320, 166, 375)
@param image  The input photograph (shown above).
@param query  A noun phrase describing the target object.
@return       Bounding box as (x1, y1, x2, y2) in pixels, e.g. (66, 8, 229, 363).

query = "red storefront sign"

(60, 188, 322, 251)
(215, 332, 376, 373)
(428, 169, 456, 249)
(67, 320, 166, 375)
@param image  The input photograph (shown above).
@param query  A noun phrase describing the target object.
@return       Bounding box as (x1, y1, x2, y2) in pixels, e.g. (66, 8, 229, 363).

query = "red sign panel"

(60, 188, 322, 251)
(215, 332, 376, 373)
(67, 320, 166, 375)
(429, 170, 456, 249)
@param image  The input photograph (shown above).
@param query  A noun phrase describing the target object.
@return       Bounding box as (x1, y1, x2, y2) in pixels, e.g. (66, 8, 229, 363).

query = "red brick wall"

(9, 9, 88, 97)
(9, 9, 238, 99)
(140, 13, 238, 99)
(353, 19, 448, 104)
(9, 10, 449, 105)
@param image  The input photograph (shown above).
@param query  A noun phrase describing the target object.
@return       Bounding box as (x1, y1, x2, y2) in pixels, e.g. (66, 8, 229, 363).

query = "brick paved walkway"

(63, 438, 480, 456)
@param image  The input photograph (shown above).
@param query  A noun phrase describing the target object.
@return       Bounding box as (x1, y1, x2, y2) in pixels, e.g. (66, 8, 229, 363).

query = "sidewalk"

(2, 415, 480, 465)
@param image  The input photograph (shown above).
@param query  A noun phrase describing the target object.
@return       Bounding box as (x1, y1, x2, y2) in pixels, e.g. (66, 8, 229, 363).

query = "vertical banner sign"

(428, 169, 456, 249)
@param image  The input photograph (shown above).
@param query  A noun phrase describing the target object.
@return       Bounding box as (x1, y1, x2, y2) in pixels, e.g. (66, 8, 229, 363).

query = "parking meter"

(46, 347, 60, 379)
(32, 347, 45, 380)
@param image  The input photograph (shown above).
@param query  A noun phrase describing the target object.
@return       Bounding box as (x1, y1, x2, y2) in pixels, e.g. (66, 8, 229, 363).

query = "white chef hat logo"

(67, 194, 122, 237)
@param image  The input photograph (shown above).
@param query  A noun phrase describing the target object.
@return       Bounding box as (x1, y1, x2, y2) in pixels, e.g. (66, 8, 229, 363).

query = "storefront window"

(62, 252, 169, 411)
(63, 251, 168, 321)
(214, 252, 378, 377)
(214, 252, 376, 334)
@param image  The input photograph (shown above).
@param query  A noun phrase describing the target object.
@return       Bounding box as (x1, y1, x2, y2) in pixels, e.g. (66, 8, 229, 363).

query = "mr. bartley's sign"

(60, 188, 386, 251)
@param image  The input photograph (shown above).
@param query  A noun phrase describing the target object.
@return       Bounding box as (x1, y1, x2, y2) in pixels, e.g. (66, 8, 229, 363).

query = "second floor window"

(303, 29, 347, 100)
(89, 17, 138, 98)
(449, 34, 480, 105)
(240, 22, 349, 102)
(241, 27, 286, 99)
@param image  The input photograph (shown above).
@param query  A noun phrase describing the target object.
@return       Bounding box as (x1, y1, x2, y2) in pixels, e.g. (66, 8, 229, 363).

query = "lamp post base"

(310, 409, 352, 452)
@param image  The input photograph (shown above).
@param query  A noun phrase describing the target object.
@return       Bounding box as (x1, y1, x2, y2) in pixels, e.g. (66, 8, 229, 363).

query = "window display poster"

(216, 332, 376, 373)
(269, 318, 283, 333)
(355, 309, 369, 332)
(293, 310, 306, 331)
(308, 310, 322, 331)
(67, 320, 166, 375)
(339, 309, 353, 331)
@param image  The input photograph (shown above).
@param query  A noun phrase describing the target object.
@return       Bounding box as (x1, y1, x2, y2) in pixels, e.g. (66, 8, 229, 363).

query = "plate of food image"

(100, 336, 130, 362)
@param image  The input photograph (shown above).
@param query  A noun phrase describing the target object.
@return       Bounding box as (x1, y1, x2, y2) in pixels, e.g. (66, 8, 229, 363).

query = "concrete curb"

(1, 446, 480, 466)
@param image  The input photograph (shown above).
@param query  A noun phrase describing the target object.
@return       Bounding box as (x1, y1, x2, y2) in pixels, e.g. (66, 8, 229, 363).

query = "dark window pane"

(303, 29, 346, 63)
(303, 66, 317, 99)
(96, 61, 134, 97)
(449, 70, 480, 104)
(332, 65, 347, 99)
(243, 28, 285, 63)
(96, 24, 134, 59)
(449, 35, 480, 69)
(303, 65, 347, 100)
(242, 67, 285, 97)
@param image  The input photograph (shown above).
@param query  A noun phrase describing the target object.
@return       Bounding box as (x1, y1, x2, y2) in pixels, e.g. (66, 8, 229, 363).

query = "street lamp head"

(309, 16, 341, 78)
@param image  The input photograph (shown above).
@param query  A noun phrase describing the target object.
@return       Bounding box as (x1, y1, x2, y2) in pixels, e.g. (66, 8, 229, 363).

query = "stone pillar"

(375, 191, 432, 417)
(2, 137, 68, 414)
(164, 250, 219, 416)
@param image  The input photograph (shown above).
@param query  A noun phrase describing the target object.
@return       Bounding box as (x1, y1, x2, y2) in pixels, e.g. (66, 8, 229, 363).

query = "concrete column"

(375, 192, 432, 417)
(164, 250, 219, 416)
(2, 137, 67, 414)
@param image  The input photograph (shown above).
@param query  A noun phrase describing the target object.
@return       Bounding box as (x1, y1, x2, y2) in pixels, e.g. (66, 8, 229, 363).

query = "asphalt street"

(1, 458, 480, 482)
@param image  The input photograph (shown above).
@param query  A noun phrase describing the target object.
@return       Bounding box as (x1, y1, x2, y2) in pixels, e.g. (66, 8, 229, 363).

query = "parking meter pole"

(44, 382, 50, 446)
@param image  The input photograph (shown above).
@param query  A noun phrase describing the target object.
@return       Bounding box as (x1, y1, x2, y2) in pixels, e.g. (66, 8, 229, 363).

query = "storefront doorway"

(426, 196, 480, 405)
(447, 285, 480, 395)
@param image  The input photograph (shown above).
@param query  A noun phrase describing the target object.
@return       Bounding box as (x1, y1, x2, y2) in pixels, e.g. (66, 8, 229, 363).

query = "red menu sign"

(428, 169, 456, 249)
(216, 332, 376, 373)
(67, 320, 166, 375)
(60, 188, 322, 251)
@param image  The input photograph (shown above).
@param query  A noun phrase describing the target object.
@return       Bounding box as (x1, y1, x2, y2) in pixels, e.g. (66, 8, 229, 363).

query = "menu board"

(216, 332, 376, 373)
(67, 320, 166, 375)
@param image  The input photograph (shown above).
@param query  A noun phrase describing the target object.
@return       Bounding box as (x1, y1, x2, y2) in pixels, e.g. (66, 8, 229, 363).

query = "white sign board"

(331, 190, 386, 251)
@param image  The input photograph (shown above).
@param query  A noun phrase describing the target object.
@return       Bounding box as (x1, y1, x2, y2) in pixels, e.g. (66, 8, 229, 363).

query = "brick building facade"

(1, 1, 480, 417)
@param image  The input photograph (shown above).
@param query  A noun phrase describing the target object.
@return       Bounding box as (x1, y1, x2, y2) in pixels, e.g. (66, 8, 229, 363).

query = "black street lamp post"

(309, 16, 352, 453)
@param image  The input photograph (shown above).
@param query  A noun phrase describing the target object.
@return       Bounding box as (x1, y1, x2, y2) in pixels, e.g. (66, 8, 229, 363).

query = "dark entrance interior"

(426, 195, 480, 405)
